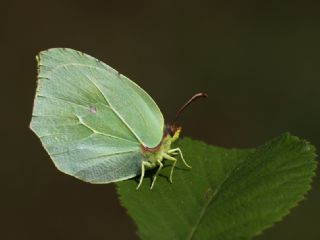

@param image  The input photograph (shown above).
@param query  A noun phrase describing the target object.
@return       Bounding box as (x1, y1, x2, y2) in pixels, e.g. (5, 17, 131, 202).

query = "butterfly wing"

(30, 48, 164, 183)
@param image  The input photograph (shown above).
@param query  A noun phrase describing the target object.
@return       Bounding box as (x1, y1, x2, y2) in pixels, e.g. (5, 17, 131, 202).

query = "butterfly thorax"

(140, 125, 181, 168)
(137, 125, 190, 189)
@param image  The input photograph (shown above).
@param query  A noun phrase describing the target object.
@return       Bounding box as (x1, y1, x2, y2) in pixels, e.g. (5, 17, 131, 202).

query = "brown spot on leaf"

(204, 187, 213, 201)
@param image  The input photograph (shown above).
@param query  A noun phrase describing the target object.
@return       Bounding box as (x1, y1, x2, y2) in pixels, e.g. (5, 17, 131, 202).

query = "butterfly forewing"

(31, 48, 164, 183)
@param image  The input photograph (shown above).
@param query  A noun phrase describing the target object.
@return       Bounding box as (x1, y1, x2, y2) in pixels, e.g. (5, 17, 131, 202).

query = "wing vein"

(52, 149, 138, 159)
(84, 72, 143, 145)
(37, 94, 95, 110)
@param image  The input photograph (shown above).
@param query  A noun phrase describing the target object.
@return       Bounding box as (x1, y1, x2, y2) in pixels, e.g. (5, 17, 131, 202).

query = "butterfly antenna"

(172, 92, 208, 125)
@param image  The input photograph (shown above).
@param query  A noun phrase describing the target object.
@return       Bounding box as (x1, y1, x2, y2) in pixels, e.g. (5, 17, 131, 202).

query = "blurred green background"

(1, 0, 319, 239)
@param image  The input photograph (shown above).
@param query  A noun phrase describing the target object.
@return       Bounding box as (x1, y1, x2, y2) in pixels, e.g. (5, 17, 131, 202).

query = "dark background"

(1, 0, 319, 239)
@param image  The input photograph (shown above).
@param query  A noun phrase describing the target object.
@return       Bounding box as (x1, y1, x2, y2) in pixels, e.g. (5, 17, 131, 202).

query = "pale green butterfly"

(30, 48, 207, 189)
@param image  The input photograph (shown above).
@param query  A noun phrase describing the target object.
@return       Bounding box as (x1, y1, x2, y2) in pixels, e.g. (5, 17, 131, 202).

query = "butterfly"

(30, 48, 207, 189)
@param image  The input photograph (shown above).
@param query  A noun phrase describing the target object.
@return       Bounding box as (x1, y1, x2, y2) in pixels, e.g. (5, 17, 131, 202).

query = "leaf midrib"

(186, 152, 247, 240)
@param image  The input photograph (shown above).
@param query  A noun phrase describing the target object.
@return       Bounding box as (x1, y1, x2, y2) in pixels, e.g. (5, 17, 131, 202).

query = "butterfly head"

(164, 124, 181, 141)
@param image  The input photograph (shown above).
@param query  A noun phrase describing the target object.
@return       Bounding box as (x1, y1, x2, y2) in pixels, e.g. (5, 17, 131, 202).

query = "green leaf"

(116, 133, 317, 240)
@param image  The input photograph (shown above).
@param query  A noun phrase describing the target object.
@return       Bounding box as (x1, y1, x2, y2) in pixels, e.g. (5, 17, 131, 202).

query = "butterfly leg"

(163, 153, 177, 183)
(150, 160, 163, 189)
(168, 148, 192, 168)
(136, 162, 146, 190)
